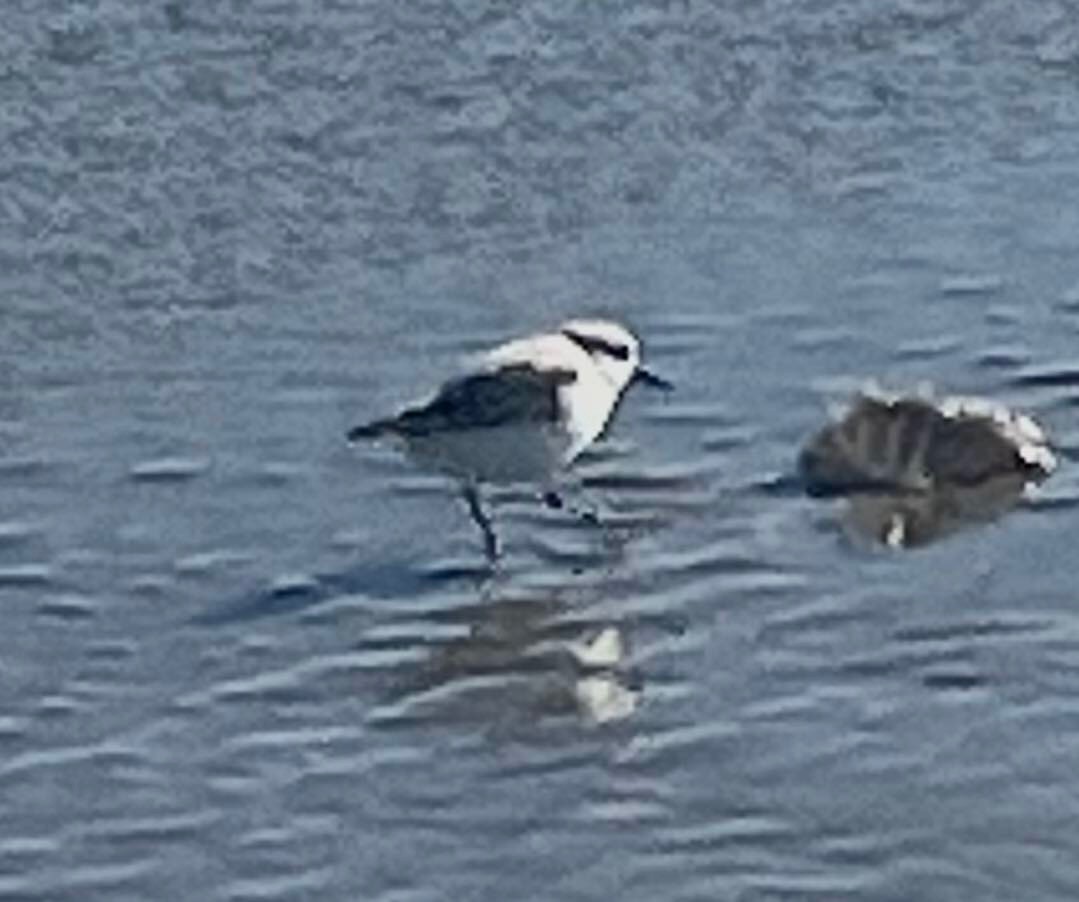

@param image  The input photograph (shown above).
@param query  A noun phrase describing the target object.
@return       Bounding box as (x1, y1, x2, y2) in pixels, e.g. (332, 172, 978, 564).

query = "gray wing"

(389, 364, 576, 436)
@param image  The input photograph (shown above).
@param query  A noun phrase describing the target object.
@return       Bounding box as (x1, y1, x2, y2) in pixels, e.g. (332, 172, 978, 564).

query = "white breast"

(480, 332, 621, 464)
(558, 364, 620, 462)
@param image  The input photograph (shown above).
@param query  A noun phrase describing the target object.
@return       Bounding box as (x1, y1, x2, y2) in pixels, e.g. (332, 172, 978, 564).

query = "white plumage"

(348, 319, 670, 560)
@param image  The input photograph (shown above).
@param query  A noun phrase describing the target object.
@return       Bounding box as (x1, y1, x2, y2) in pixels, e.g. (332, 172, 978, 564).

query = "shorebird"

(348, 319, 671, 560)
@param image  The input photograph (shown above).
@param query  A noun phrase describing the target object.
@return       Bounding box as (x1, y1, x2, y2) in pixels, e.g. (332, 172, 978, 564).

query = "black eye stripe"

(562, 329, 630, 361)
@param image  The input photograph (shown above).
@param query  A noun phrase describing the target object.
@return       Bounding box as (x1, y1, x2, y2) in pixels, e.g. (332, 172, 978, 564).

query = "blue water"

(3, 2, 1079, 899)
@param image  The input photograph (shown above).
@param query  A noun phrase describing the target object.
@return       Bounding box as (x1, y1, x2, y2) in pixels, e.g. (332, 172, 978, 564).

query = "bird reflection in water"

(367, 592, 641, 731)
(800, 388, 1057, 548)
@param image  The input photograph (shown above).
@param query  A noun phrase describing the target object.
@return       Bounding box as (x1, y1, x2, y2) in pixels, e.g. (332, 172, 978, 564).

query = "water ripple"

(5, 0, 1079, 898)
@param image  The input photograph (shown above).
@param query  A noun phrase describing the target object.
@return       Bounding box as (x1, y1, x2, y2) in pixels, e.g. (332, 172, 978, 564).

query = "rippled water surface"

(4, 1, 1079, 899)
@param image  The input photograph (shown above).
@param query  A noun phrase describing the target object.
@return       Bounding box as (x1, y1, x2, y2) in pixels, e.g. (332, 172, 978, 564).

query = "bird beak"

(632, 366, 673, 390)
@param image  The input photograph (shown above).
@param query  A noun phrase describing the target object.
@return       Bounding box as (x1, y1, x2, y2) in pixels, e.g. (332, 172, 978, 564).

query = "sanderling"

(348, 319, 671, 560)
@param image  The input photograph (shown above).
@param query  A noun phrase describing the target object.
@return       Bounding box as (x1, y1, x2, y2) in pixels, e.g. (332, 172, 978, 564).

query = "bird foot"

(541, 490, 600, 525)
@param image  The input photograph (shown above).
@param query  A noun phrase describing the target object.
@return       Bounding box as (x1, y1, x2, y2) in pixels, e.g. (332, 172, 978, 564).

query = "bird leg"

(461, 483, 499, 563)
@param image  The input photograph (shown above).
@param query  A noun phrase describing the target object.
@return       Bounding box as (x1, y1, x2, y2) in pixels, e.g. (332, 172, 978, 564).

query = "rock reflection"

(368, 594, 639, 730)
(800, 389, 1056, 547)
(839, 471, 1037, 548)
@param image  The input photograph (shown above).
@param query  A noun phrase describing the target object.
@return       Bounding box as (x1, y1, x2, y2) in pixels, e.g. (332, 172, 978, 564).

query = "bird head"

(560, 319, 672, 394)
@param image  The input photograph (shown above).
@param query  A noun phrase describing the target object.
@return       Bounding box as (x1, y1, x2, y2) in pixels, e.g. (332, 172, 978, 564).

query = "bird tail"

(346, 418, 399, 442)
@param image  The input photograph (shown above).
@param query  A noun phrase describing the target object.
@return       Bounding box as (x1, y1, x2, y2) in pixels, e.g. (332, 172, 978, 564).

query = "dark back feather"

(392, 364, 576, 436)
